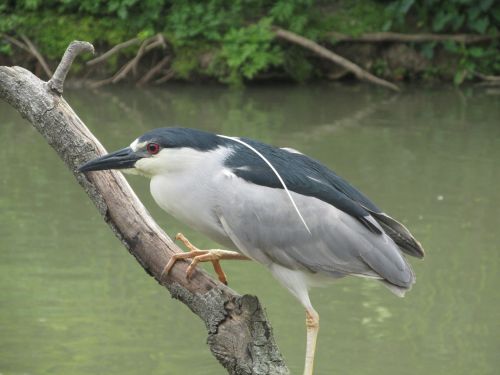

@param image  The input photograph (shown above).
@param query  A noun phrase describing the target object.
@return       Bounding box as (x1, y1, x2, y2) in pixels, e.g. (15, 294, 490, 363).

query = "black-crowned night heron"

(79, 127, 424, 375)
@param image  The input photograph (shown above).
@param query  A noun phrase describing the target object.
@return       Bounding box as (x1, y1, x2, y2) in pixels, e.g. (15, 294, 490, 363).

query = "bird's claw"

(161, 233, 229, 285)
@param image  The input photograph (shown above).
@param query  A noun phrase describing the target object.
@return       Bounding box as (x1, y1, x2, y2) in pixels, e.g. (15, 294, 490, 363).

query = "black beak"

(78, 147, 141, 172)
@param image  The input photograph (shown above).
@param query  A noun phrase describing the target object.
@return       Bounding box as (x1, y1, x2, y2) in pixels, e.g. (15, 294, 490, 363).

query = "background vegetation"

(1, 0, 499, 85)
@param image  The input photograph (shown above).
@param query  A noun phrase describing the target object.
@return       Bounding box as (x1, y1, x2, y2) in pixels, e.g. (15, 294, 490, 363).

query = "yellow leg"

(162, 233, 250, 284)
(304, 308, 320, 375)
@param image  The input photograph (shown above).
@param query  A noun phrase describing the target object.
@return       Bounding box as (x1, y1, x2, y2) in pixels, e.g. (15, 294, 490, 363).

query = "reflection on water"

(1, 84, 499, 375)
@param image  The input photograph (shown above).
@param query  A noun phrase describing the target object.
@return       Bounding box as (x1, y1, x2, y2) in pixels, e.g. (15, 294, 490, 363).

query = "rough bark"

(0, 41, 289, 375)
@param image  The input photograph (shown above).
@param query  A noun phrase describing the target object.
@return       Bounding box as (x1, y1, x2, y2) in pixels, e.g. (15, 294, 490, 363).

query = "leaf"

(399, 0, 415, 14)
(220, 17, 283, 83)
(467, 6, 481, 22)
(480, 0, 494, 11)
(454, 69, 466, 85)
(443, 40, 458, 53)
(117, 6, 128, 20)
(469, 16, 489, 33)
(492, 6, 500, 23)
(382, 20, 393, 31)
(420, 42, 436, 59)
(468, 47, 485, 58)
(432, 10, 453, 32)
(451, 14, 465, 31)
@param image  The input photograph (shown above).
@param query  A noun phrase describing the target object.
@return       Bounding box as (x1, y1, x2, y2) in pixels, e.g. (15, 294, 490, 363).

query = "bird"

(78, 127, 425, 375)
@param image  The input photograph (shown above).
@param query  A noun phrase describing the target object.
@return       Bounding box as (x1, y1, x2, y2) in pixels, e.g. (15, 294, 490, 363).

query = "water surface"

(1, 84, 499, 374)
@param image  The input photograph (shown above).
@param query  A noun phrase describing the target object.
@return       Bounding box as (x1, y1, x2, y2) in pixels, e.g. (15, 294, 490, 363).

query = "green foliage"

(165, 0, 242, 45)
(161, 0, 318, 83)
(386, 0, 500, 34)
(326, 0, 391, 37)
(0, 0, 330, 84)
(442, 41, 500, 84)
(372, 58, 389, 77)
(0, 0, 498, 84)
(270, 0, 315, 35)
(220, 18, 284, 85)
(170, 47, 205, 80)
(385, 0, 500, 83)
(282, 47, 315, 82)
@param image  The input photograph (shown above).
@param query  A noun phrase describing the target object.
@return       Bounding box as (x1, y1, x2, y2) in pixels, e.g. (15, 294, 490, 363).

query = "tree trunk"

(0, 41, 289, 375)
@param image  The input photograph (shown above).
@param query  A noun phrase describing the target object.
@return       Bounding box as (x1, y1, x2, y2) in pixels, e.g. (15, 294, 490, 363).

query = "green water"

(1, 84, 499, 375)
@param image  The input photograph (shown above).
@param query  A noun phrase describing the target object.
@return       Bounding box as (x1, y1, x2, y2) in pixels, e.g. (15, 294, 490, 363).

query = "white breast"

(149, 146, 235, 248)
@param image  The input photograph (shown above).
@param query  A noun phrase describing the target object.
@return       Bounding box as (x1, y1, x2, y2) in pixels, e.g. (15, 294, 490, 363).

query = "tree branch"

(273, 27, 400, 92)
(19, 35, 54, 78)
(473, 71, 500, 86)
(86, 37, 141, 66)
(327, 31, 499, 44)
(137, 55, 171, 86)
(474, 71, 500, 82)
(89, 34, 167, 89)
(0, 41, 288, 375)
(155, 69, 175, 84)
(2, 34, 53, 78)
(48, 41, 94, 95)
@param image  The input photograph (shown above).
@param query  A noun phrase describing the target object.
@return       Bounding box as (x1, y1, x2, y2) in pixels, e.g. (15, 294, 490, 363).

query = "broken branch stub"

(48, 41, 94, 95)
(0, 40, 289, 375)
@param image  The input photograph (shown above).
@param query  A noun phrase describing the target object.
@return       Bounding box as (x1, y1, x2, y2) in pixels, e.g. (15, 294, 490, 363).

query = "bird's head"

(78, 127, 223, 177)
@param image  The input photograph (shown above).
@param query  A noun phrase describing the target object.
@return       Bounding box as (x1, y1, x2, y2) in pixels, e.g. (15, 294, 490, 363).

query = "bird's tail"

(364, 208, 425, 259)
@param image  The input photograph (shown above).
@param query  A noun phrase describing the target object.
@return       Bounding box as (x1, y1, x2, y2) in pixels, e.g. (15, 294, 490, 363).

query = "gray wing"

(213, 172, 415, 289)
(225, 140, 425, 258)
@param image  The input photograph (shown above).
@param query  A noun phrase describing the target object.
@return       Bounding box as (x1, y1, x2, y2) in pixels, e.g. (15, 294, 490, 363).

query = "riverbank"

(1, 0, 499, 88)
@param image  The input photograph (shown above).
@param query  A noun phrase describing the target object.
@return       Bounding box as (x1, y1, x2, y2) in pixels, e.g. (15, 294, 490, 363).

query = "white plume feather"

(218, 135, 312, 235)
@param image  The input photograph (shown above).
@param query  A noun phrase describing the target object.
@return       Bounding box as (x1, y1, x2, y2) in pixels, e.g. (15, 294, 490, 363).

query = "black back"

(223, 137, 383, 234)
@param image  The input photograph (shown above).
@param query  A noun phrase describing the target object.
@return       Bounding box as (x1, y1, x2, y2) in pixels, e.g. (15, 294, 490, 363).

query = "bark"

(0, 41, 289, 375)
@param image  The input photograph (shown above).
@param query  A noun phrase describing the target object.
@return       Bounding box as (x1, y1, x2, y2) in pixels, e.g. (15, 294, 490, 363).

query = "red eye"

(146, 143, 160, 155)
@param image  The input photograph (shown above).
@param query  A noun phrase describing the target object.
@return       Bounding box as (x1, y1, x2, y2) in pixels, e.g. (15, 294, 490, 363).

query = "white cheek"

(133, 147, 230, 177)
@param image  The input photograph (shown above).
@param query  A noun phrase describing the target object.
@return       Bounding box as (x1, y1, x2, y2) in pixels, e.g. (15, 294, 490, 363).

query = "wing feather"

(225, 141, 383, 234)
(214, 173, 415, 289)
(224, 139, 424, 258)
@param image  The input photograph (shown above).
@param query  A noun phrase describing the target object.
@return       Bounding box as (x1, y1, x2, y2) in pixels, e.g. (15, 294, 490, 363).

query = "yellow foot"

(161, 233, 249, 285)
